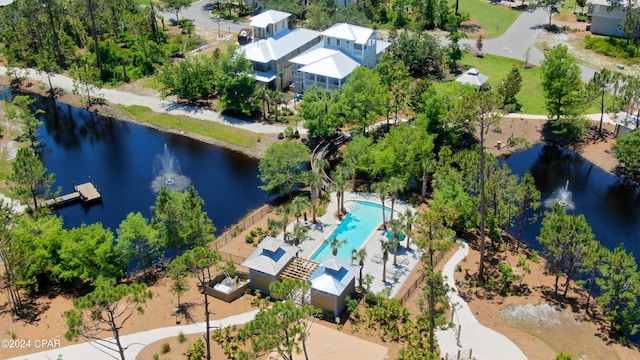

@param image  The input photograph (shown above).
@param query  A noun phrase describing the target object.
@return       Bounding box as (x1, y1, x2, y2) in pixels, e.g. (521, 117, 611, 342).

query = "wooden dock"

(42, 181, 101, 208)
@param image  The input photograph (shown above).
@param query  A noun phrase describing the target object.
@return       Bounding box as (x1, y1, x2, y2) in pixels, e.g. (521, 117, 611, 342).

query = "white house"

(290, 22, 390, 94)
(238, 10, 321, 90)
(247, 0, 354, 11)
(587, 0, 629, 37)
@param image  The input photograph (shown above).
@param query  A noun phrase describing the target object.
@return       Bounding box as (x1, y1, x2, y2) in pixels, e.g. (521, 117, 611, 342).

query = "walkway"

(7, 310, 260, 360)
(0, 66, 299, 135)
(435, 241, 528, 360)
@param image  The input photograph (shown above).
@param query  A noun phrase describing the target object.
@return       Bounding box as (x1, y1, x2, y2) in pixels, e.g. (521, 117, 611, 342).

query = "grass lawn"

(116, 104, 262, 149)
(433, 53, 605, 115)
(452, 0, 522, 38)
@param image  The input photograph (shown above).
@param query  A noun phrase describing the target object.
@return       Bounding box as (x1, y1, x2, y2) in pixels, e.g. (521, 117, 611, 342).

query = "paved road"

(159, 0, 248, 36)
(460, 7, 597, 82)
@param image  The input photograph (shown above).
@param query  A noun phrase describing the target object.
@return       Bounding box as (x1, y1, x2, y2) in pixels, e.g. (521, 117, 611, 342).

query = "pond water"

(3, 91, 269, 234)
(504, 143, 640, 259)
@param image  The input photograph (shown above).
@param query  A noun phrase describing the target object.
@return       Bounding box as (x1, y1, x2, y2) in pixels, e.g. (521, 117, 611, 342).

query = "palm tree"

(400, 208, 416, 250)
(291, 195, 311, 223)
(331, 164, 350, 217)
(276, 204, 294, 235)
(373, 181, 390, 230)
(290, 222, 309, 245)
(306, 159, 328, 223)
(256, 84, 268, 121)
(351, 248, 367, 290)
(387, 176, 406, 221)
(324, 236, 347, 256)
(380, 239, 393, 283)
(267, 217, 284, 237)
(388, 219, 403, 266)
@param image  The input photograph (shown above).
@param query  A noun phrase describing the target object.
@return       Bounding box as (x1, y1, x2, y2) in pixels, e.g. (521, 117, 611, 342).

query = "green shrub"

(185, 339, 206, 360)
(160, 342, 170, 354)
(245, 234, 254, 244)
(284, 126, 296, 139)
(576, 14, 587, 22)
(584, 35, 640, 61)
(278, 132, 284, 140)
(153, 354, 159, 360)
(178, 331, 186, 343)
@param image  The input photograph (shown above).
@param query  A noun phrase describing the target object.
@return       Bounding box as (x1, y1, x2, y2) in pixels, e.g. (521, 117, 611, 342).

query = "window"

(327, 37, 331, 45)
(354, 43, 362, 50)
(337, 39, 341, 46)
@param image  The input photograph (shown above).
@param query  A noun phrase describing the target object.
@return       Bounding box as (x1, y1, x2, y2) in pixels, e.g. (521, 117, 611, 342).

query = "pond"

(2, 91, 269, 234)
(504, 143, 640, 259)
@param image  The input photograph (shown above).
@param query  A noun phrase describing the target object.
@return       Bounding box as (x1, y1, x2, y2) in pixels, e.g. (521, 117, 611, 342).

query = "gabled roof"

(289, 46, 340, 66)
(587, 0, 627, 6)
(242, 236, 298, 276)
(240, 28, 321, 63)
(294, 49, 360, 79)
(322, 23, 374, 44)
(250, 9, 290, 28)
(309, 255, 358, 296)
(376, 40, 391, 55)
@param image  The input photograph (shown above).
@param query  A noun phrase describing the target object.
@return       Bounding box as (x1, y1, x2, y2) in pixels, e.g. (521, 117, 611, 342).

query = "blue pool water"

(310, 201, 392, 262)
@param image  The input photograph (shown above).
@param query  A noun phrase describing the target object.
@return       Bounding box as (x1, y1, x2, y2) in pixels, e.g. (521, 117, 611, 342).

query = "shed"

(309, 256, 359, 317)
(242, 236, 299, 294)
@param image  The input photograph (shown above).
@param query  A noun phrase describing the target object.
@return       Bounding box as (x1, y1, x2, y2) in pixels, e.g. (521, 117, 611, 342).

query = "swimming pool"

(310, 201, 392, 262)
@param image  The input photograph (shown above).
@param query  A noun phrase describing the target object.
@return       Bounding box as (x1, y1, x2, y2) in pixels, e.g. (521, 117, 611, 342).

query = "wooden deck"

(40, 181, 101, 208)
(75, 182, 101, 202)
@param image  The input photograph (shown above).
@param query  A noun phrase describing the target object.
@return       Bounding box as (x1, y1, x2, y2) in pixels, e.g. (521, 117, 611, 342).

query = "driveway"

(159, 0, 248, 35)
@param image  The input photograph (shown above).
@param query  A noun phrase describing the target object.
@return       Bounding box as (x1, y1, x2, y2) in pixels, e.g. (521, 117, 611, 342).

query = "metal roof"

(309, 255, 359, 296)
(249, 9, 290, 28)
(322, 23, 373, 44)
(240, 28, 320, 63)
(296, 50, 360, 79)
(242, 236, 298, 276)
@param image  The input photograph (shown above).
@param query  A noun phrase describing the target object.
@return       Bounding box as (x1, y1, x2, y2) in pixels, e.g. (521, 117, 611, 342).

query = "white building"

(290, 22, 390, 94)
(238, 10, 321, 90)
(587, 0, 629, 37)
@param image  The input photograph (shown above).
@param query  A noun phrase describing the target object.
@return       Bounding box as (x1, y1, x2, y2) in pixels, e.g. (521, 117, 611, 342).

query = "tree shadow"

(175, 301, 197, 324)
(459, 23, 482, 34)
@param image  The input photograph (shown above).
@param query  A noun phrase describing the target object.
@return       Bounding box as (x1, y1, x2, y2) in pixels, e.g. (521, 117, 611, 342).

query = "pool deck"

(288, 192, 422, 297)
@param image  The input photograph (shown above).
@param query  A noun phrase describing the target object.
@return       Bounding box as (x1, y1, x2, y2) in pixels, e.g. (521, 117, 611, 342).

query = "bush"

(160, 342, 170, 354)
(284, 126, 296, 139)
(584, 35, 640, 60)
(576, 14, 587, 22)
(153, 354, 159, 360)
(245, 234, 255, 244)
(178, 331, 186, 343)
(277, 132, 284, 140)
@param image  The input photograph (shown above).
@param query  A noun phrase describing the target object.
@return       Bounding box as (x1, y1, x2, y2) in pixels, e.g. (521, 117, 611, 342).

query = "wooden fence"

(397, 250, 444, 305)
(212, 204, 274, 251)
(218, 251, 246, 265)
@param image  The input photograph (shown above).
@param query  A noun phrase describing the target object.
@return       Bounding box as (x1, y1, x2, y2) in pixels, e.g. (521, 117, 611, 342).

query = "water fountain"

(151, 144, 191, 192)
(543, 180, 575, 210)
